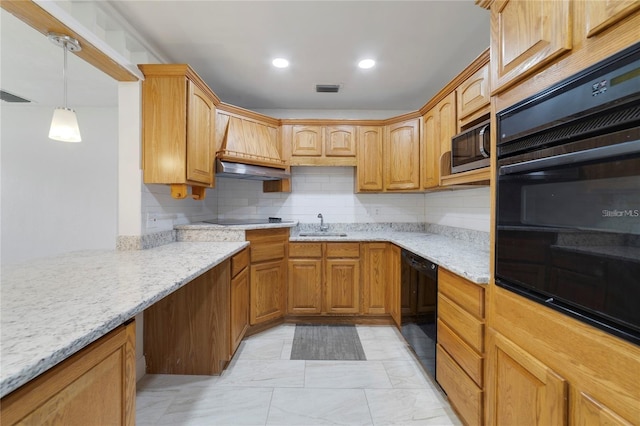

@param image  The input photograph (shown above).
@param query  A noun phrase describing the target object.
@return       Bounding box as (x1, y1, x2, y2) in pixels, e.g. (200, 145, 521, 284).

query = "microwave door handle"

(479, 124, 490, 158)
(499, 139, 640, 176)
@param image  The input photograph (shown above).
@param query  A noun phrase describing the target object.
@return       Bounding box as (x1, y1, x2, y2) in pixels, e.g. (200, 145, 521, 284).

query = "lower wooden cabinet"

(436, 268, 485, 426)
(247, 228, 289, 325)
(144, 261, 231, 375)
(486, 330, 568, 426)
(230, 248, 250, 354)
(1, 322, 136, 426)
(288, 242, 362, 315)
(362, 243, 387, 314)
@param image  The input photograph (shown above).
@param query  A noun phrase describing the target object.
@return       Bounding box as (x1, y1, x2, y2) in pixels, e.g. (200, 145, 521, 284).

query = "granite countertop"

(176, 222, 490, 284)
(0, 241, 248, 398)
(290, 231, 490, 284)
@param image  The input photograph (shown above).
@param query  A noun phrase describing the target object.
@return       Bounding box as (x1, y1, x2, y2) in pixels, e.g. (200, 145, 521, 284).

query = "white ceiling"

(1, 1, 490, 113)
(108, 0, 490, 112)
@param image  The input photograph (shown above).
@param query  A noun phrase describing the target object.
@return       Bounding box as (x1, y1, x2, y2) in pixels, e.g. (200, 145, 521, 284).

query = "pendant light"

(48, 33, 82, 142)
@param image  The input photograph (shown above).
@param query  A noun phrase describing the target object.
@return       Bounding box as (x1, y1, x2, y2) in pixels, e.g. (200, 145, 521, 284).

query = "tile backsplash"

(141, 166, 490, 234)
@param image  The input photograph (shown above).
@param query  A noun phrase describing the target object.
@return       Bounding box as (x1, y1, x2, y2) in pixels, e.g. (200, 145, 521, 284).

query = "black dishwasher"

(400, 249, 438, 377)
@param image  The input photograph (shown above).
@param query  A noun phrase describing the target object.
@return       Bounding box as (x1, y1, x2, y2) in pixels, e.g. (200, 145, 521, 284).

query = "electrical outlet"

(146, 213, 158, 229)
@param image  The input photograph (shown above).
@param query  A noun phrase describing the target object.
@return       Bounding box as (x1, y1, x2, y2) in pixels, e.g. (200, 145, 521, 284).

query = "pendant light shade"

(48, 33, 82, 143)
(49, 107, 82, 142)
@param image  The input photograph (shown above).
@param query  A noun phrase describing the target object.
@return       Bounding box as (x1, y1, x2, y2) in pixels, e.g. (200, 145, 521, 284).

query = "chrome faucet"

(317, 213, 329, 232)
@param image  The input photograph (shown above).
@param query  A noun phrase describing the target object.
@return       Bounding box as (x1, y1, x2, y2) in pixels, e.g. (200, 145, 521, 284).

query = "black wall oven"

(496, 42, 640, 346)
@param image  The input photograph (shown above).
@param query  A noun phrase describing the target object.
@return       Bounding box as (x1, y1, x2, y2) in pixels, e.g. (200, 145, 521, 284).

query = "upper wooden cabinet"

(422, 93, 456, 189)
(291, 125, 323, 157)
(490, 0, 573, 93)
(285, 124, 357, 166)
(325, 126, 357, 156)
(384, 118, 421, 191)
(356, 126, 384, 192)
(457, 63, 490, 123)
(584, 0, 640, 38)
(139, 64, 217, 200)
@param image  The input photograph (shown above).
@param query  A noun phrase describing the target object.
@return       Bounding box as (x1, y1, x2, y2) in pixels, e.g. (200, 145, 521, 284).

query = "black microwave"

(451, 120, 490, 173)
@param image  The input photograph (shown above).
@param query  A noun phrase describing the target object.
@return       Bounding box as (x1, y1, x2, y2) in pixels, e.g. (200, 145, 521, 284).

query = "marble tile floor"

(136, 324, 462, 426)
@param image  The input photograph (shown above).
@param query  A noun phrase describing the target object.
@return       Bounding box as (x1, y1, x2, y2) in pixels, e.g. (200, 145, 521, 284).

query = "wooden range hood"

(216, 106, 290, 181)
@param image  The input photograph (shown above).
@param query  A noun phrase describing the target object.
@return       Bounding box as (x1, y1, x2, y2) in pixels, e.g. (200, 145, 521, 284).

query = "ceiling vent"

(0, 90, 32, 103)
(316, 84, 340, 93)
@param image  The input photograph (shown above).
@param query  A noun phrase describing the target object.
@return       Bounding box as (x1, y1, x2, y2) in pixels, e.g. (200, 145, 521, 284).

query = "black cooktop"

(203, 217, 292, 225)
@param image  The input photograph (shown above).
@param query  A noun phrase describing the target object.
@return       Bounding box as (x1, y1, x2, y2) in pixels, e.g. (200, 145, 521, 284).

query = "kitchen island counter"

(0, 241, 248, 398)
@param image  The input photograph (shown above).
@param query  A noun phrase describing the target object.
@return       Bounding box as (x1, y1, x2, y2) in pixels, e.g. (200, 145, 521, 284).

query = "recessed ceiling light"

(272, 58, 289, 68)
(358, 59, 376, 69)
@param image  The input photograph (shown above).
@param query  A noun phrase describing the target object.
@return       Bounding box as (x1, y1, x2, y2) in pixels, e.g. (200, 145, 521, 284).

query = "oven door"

(496, 138, 640, 344)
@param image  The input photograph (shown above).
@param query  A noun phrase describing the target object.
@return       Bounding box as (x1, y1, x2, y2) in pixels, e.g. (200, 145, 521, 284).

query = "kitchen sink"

(299, 232, 347, 237)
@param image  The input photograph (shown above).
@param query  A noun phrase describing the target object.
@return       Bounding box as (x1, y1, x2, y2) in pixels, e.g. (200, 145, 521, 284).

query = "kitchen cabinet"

(288, 242, 361, 315)
(456, 63, 489, 126)
(230, 248, 250, 354)
(325, 243, 361, 314)
(422, 93, 456, 189)
(285, 124, 357, 166)
(362, 243, 389, 315)
(488, 0, 640, 95)
(139, 64, 217, 200)
(356, 126, 384, 192)
(288, 243, 323, 314)
(436, 268, 485, 426)
(490, 0, 572, 94)
(387, 244, 401, 328)
(486, 330, 567, 426)
(0, 322, 136, 426)
(384, 118, 421, 191)
(144, 260, 231, 375)
(247, 228, 288, 325)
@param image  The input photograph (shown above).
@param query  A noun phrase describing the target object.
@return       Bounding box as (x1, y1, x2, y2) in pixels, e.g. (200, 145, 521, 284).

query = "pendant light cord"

(63, 40, 68, 108)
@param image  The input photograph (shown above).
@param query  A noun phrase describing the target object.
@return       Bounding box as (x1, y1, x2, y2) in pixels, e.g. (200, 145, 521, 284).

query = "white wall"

(424, 187, 490, 232)
(1, 105, 118, 264)
(217, 167, 490, 231)
(142, 184, 218, 233)
(217, 166, 425, 224)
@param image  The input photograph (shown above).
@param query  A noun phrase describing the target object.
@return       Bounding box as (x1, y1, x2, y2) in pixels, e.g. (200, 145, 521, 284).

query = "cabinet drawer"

(325, 243, 360, 258)
(438, 319, 483, 387)
(290, 243, 322, 258)
(438, 294, 484, 353)
(231, 248, 249, 277)
(437, 344, 483, 426)
(250, 242, 286, 263)
(439, 268, 485, 319)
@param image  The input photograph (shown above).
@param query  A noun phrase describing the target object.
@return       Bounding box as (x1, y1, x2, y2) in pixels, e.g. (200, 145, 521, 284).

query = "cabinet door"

(387, 244, 401, 328)
(291, 125, 323, 156)
(423, 93, 456, 188)
(585, 0, 640, 38)
(362, 243, 388, 315)
(457, 64, 490, 121)
(250, 259, 286, 324)
(486, 330, 568, 426)
(384, 119, 421, 190)
(491, 0, 572, 93)
(288, 259, 323, 314)
(0, 323, 136, 426)
(422, 109, 438, 189)
(325, 259, 360, 314)
(572, 390, 633, 425)
(230, 267, 249, 354)
(356, 126, 384, 191)
(186, 80, 215, 185)
(325, 125, 356, 157)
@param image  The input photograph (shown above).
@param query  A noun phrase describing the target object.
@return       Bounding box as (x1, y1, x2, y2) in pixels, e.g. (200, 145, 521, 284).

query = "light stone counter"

(0, 241, 248, 398)
(290, 231, 489, 284)
(177, 222, 489, 284)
